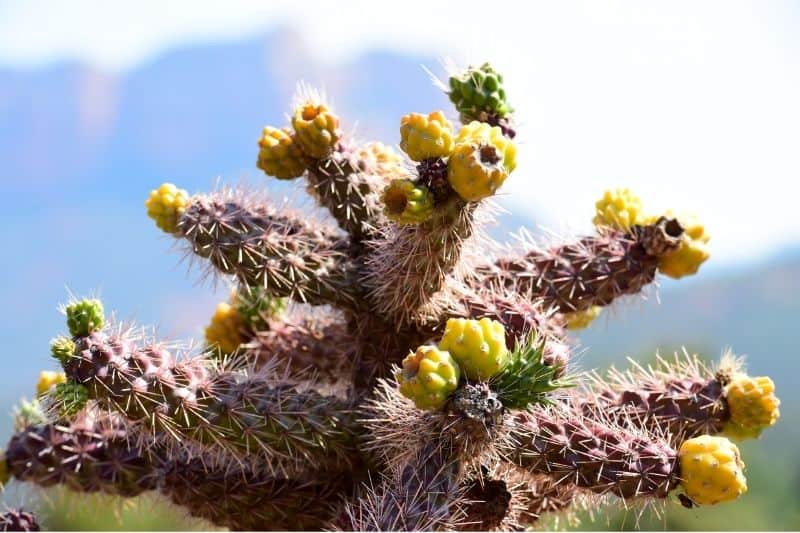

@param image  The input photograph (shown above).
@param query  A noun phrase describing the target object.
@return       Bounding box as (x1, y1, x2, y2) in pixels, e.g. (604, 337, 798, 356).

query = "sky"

(1, 0, 799, 266)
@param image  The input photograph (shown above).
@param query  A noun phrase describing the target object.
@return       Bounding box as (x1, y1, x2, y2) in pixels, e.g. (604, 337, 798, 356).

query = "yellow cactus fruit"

(592, 188, 645, 231)
(399, 111, 455, 162)
(396, 345, 461, 410)
(256, 126, 309, 180)
(679, 435, 747, 505)
(447, 122, 517, 202)
(438, 317, 509, 380)
(358, 141, 403, 168)
(145, 182, 189, 234)
(381, 179, 435, 225)
(454, 121, 517, 173)
(565, 305, 602, 330)
(724, 375, 780, 438)
(204, 302, 245, 355)
(291, 103, 340, 159)
(656, 213, 710, 279)
(36, 370, 67, 397)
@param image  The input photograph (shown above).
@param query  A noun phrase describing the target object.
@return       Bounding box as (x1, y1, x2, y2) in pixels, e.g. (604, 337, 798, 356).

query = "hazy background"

(0, 0, 798, 529)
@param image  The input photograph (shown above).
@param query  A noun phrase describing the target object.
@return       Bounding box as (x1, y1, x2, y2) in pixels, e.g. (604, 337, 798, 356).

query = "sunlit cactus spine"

(1, 61, 781, 531)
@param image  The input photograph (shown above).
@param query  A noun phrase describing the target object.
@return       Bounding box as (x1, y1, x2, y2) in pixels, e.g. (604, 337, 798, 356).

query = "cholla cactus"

(3, 62, 780, 531)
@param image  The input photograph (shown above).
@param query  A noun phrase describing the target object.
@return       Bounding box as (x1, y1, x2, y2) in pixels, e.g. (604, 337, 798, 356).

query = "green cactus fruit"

(448, 63, 513, 122)
(382, 179, 435, 225)
(52, 382, 89, 417)
(65, 299, 105, 336)
(438, 317, 509, 380)
(396, 346, 461, 410)
(50, 336, 76, 363)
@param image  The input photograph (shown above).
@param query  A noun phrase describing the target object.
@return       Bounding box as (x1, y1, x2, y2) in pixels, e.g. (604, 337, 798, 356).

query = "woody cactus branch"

(472, 218, 684, 314)
(4, 419, 348, 531)
(175, 189, 365, 309)
(53, 312, 360, 476)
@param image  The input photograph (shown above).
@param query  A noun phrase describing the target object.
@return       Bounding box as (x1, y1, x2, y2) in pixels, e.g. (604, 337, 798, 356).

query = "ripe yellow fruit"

(447, 122, 517, 202)
(291, 103, 340, 158)
(381, 179, 434, 225)
(145, 183, 189, 234)
(565, 306, 602, 330)
(725, 375, 780, 438)
(399, 111, 455, 161)
(357, 141, 404, 168)
(256, 126, 309, 180)
(656, 213, 710, 279)
(592, 188, 645, 231)
(438, 318, 508, 380)
(396, 346, 461, 410)
(36, 370, 67, 396)
(204, 302, 245, 355)
(679, 435, 747, 506)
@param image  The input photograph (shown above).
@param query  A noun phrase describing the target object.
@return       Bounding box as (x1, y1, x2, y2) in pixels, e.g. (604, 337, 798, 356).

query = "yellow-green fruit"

(592, 188, 645, 231)
(145, 182, 189, 234)
(36, 370, 67, 397)
(399, 111, 455, 161)
(291, 103, 340, 158)
(438, 318, 508, 380)
(447, 122, 517, 202)
(50, 336, 76, 363)
(724, 376, 780, 438)
(396, 346, 461, 410)
(656, 214, 710, 279)
(381, 179, 435, 225)
(204, 302, 245, 354)
(454, 122, 517, 172)
(565, 306, 602, 330)
(679, 435, 747, 505)
(256, 126, 309, 179)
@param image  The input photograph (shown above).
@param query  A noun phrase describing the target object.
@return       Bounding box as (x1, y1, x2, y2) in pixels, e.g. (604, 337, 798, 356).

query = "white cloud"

(1, 0, 798, 266)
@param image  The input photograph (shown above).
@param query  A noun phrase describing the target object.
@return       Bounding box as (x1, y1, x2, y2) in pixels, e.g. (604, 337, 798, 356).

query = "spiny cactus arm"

(53, 304, 361, 476)
(305, 142, 395, 241)
(507, 405, 679, 499)
(5, 420, 348, 531)
(472, 217, 684, 314)
(4, 420, 156, 497)
(506, 405, 748, 506)
(338, 436, 463, 531)
(456, 469, 586, 530)
(161, 187, 365, 310)
(248, 313, 354, 385)
(579, 353, 780, 440)
(257, 89, 402, 241)
(161, 459, 348, 531)
(364, 199, 480, 326)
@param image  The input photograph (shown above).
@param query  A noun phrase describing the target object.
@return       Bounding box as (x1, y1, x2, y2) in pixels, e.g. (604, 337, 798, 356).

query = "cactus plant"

(2, 62, 781, 531)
